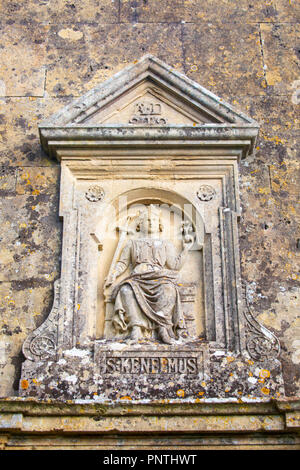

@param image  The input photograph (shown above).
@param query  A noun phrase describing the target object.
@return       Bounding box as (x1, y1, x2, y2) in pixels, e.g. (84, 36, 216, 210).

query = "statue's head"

(136, 205, 163, 235)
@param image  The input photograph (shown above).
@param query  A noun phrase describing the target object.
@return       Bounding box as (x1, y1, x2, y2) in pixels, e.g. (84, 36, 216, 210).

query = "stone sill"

(0, 397, 299, 431)
(1, 397, 299, 449)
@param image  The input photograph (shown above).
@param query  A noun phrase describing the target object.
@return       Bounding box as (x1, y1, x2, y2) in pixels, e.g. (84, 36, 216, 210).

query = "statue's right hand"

(104, 273, 116, 288)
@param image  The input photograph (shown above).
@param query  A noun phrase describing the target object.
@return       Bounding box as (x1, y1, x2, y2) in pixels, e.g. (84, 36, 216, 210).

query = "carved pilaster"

(22, 279, 60, 361)
(243, 283, 280, 361)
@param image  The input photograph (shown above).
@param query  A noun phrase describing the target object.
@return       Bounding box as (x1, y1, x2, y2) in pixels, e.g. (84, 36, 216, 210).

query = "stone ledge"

(1, 396, 298, 416)
(0, 397, 299, 449)
(0, 398, 299, 426)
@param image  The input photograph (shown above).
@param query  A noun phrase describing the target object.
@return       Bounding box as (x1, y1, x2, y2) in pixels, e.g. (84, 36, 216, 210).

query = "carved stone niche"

(20, 55, 284, 401)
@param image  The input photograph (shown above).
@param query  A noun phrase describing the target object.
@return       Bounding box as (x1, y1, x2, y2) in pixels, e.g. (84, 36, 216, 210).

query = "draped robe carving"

(104, 207, 193, 344)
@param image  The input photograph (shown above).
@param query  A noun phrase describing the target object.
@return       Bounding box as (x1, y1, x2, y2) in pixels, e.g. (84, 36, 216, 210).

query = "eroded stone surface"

(16, 55, 287, 404)
(183, 22, 265, 98)
(20, 342, 284, 401)
(119, 0, 285, 24)
(0, 1, 299, 405)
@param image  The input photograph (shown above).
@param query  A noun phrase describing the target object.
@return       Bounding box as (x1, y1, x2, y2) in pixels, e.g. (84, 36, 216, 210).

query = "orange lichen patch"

(258, 187, 271, 195)
(261, 387, 270, 395)
(120, 396, 132, 400)
(247, 360, 254, 365)
(21, 379, 29, 390)
(198, 391, 205, 396)
(176, 389, 185, 398)
(259, 369, 271, 379)
(226, 356, 235, 363)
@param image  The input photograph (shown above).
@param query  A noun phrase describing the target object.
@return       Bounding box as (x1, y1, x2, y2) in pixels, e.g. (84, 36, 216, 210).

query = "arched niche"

(94, 187, 215, 343)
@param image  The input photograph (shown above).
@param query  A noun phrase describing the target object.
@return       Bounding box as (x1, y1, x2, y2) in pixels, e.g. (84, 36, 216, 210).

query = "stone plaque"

(20, 55, 284, 402)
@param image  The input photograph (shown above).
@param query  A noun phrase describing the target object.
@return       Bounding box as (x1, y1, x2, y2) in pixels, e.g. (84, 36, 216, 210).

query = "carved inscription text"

(98, 350, 203, 376)
(129, 102, 167, 125)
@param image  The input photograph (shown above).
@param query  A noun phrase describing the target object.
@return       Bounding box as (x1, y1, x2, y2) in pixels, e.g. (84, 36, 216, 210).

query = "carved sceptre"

(104, 215, 134, 301)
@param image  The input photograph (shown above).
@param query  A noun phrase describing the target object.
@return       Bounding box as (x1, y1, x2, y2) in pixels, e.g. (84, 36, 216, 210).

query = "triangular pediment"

(77, 81, 204, 126)
(39, 55, 259, 159)
(40, 55, 258, 128)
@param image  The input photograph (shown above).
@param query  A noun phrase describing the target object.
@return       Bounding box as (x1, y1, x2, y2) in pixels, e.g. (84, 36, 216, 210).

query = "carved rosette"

(22, 279, 60, 361)
(85, 185, 105, 202)
(29, 335, 56, 357)
(197, 185, 216, 201)
(246, 332, 280, 361)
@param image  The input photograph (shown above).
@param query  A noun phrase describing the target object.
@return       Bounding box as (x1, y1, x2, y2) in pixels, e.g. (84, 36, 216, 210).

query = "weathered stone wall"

(0, 0, 299, 398)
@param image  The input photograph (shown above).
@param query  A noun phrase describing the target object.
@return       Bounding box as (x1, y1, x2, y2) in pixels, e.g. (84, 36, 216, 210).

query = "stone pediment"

(78, 84, 202, 126)
(39, 55, 259, 159)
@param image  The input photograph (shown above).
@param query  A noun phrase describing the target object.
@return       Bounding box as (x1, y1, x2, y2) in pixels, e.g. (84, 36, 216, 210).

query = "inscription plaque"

(98, 350, 203, 376)
(129, 101, 167, 125)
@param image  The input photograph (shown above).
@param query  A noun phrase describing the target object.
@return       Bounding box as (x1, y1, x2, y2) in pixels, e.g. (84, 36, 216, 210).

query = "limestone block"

(0, 194, 61, 282)
(45, 25, 97, 97)
(0, 280, 56, 396)
(236, 95, 299, 140)
(120, 0, 282, 24)
(0, 0, 119, 23)
(16, 167, 59, 196)
(260, 23, 300, 94)
(182, 23, 265, 97)
(0, 282, 54, 334)
(0, 23, 47, 97)
(0, 166, 16, 194)
(46, 24, 184, 96)
(273, 0, 300, 23)
(269, 161, 300, 200)
(0, 97, 70, 166)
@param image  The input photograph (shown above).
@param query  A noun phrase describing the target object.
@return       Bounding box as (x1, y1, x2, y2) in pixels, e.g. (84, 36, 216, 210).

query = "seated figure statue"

(104, 206, 193, 344)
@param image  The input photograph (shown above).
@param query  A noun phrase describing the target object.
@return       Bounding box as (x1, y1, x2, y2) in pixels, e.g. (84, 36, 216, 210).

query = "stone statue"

(104, 205, 194, 344)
